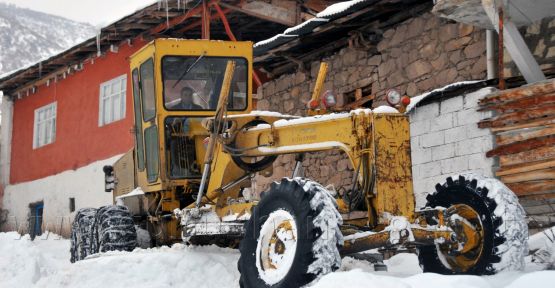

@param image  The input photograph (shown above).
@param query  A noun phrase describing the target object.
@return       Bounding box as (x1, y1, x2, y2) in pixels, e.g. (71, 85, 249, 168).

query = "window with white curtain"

(33, 102, 57, 149)
(99, 75, 127, 126)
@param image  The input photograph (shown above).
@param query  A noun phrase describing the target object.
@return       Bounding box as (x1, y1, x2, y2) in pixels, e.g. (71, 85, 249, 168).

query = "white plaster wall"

(1, 154, 122, 237)
(0, 94, 13, 187)
(408, 87, 497, 208)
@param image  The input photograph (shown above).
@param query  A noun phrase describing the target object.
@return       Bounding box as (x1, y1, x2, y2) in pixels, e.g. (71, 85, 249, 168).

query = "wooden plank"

(479, 92, 555, 112)
(490, 115, 555, 132)
(479, 79, 555, 106)
(497, 159, 555, 176)
(486, 135, 555, 157)
(507, 180, 555, 196)
(478, 104, 555, 128)
(500, 146, 555, 166)
(495, 159, 555, 176)
(523, 204, 555, 216)
(496, 123, 555, 145)
(500, 168, 555, 184)
(220, 1, 298, 26)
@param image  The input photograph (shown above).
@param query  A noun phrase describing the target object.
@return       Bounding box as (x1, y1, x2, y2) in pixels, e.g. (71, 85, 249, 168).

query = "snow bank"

(0, 232, 68, 287)
(1, 228, 555, 288)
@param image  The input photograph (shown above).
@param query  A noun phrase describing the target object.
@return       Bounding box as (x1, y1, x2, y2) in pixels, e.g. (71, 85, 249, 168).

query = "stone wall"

(253, 11, 490, 193)
(503, 16, 555, 78)
(408, 87, 495, 207)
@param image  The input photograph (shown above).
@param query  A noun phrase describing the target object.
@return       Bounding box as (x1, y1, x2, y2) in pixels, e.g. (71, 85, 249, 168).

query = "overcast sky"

(0, 0, 156, 26)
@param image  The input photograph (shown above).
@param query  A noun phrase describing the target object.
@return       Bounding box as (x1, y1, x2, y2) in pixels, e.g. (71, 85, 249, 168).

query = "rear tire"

(418, 175, 528, 275)
(238, 178, 343, 288)
(70, 208, 97, 262)
(92, 205, 137, 253)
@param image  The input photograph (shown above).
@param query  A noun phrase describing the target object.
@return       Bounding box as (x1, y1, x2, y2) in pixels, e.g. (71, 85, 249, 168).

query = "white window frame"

(99, 74, 127, 126)
(33, 102, 57, 149)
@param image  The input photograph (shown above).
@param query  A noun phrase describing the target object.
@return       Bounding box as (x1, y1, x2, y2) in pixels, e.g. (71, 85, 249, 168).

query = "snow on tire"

(92, 205, 137, 253)
(418, 174, 528, 275)
(70, 208, 97, 263)
(238, 178, 343, 288)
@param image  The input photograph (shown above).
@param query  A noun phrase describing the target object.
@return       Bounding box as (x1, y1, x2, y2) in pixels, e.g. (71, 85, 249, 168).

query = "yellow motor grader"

(70, 39, 528, 287)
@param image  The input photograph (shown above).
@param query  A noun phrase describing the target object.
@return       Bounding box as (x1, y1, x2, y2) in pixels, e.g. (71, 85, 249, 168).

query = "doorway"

(29, 201, 43, 239)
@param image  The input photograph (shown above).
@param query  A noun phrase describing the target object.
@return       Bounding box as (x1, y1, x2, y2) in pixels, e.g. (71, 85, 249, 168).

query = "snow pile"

(1, 228, 555, 287)
(529, 226, 555, 269)
(0, 232, 68, 287)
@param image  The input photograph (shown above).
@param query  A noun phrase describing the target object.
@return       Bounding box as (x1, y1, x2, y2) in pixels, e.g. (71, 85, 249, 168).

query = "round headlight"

(386, 89, 401, 106)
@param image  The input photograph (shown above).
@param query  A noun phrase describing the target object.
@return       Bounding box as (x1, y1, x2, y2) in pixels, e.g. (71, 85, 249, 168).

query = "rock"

(424, 14, 440, 31)
(470, 55, 487, 76)
(294, 72, 306, 85)
(406, 82, 418, 96)
(449, 50, 462, 64)
(547, 46, 555, 58)
(378, 58, 396, 77)
(407, 17, 425, 39)
(390, 25, 408, 47)
(534, 39, 546, 56)
(257, 99, 270, 110)
(431, 53, 448, 70)
(290, 86, 300, 98)
(457, 59, 474, 70)
(445, 37, 472, 52)
(343, 49, 358, 65)
(526, 22, 541, 35)
(367, 55, 382, 66)
(337, 159, 351, 171)
(458, 24, 474, 37)
(420, 41, 437, 59)
(406, 60, 432, 80)
(284, 100, 295, 112)
(435, 68, 458, 86)
(439, 24, 458, 42)
(416, 77, 436, 92)
(463, 41, 486, 59)
(383, 28, 395, 39)
(390, 47, 402, 58)
(388, 70, 405, 87)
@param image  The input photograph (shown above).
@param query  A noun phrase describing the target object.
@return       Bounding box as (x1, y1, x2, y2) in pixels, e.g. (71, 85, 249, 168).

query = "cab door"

(132, 56, 162, 191)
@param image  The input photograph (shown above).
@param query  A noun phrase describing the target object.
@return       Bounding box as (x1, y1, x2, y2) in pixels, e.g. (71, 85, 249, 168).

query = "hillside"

(0, 3, 96, 76)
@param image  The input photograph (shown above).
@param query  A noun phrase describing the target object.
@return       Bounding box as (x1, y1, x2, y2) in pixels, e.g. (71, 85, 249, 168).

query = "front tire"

(92, 205, 137, 253)
(70, 208, 97, 262)
(418, 175, 528, 275)
(238, 178, 343, 288)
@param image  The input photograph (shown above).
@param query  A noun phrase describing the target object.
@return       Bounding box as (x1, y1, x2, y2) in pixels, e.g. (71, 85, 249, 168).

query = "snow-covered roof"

(253, 0, 376, 55)
(406, 80, 488, 112)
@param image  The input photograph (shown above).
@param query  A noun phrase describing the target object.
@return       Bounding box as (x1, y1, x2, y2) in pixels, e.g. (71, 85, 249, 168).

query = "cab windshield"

(162, 56, 248, 111)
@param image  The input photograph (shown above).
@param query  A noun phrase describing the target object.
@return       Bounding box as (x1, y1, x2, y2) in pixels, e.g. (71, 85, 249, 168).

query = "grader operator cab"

(70, 39, 528, 287)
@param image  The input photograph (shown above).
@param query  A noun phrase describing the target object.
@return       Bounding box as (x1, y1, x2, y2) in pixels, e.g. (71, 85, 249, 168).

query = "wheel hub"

(256, 209, 298, 285)
(438, 204, 485, 272)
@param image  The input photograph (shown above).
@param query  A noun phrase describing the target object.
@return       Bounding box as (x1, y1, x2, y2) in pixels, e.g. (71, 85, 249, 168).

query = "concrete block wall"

(408, 87, 496, 207)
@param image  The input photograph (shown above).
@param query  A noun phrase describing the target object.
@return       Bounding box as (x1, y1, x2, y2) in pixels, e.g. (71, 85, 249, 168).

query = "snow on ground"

(1, 229, 555, 288)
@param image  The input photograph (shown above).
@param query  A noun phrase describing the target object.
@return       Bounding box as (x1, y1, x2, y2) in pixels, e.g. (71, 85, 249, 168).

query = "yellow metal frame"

(129, 39, 254, 193)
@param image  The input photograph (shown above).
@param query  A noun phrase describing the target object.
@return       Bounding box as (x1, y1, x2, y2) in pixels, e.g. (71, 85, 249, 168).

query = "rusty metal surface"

(372, 114, 415, 220)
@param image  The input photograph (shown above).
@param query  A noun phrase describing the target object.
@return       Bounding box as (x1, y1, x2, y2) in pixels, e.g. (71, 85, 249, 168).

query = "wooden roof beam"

(219, 1, 299, 26)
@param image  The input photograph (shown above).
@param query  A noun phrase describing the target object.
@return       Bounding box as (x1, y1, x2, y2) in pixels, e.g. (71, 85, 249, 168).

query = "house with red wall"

(0, 0, 315, 236)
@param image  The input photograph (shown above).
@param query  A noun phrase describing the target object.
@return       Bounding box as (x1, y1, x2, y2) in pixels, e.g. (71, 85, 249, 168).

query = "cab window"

(162, 56, 247, 111)
(140, 58, 156, 121)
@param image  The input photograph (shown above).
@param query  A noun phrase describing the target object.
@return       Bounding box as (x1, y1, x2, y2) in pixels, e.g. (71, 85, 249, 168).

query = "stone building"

(251, 1, 555, 211)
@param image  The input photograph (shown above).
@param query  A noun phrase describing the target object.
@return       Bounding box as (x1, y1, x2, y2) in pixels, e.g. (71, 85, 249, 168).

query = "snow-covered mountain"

(0, 3, 97, 76)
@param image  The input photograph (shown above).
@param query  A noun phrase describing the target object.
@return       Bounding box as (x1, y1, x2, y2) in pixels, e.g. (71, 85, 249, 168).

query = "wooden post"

(202, 0, 211, 39)
(498, 7, 505, 90)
